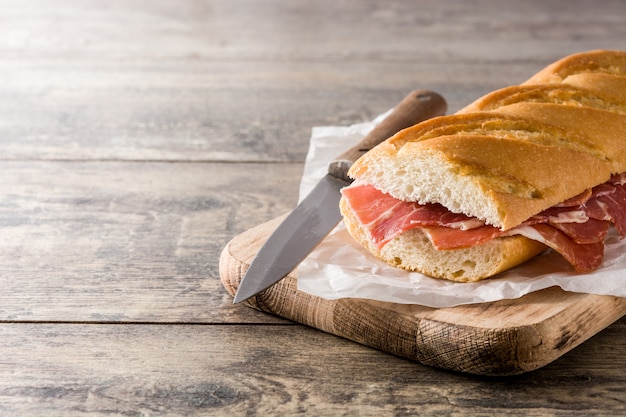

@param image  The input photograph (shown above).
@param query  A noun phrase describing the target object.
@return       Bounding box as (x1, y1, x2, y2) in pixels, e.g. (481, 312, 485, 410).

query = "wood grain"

(0, 322, 624, 416)
(0, 0, 625, 414)
(0, 161, 300, 323)
(1, 0, 624, 163)
(220, 215, 626, 376)
(0, 58, 534, 162)
(2, 0, 624, 62)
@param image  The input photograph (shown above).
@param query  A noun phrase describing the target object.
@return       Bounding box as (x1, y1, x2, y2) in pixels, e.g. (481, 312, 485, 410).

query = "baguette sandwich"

(339, 50, 626, 282)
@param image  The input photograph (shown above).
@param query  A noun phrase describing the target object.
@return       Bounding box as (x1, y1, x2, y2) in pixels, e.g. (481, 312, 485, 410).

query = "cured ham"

(421, 225, 504, 249)
(341, 173, 626, 273)
(340, 184, 483, 248)
(549, 219, 609, 244)
(510, 224, 605, 272)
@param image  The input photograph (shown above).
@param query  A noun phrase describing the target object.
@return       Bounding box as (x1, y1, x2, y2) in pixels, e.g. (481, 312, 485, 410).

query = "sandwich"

(339, 50, 626, 282)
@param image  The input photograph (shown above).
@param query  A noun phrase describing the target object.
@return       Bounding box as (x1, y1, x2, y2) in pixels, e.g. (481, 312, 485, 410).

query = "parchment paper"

(296, 112, 626, 308)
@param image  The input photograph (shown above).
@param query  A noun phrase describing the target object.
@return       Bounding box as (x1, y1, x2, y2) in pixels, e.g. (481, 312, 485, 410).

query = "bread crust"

(522, 49, 626, 84)
(341, 50, 626, 281)
(348, 50, 626, 230)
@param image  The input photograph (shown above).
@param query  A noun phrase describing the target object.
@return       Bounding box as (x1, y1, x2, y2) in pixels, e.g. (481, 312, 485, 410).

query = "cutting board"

(219, 215, 626, 376)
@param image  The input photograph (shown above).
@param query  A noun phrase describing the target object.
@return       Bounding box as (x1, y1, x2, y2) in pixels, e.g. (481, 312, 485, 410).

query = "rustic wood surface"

(220, 216, 626, 376)
(1, 0, 625, 415)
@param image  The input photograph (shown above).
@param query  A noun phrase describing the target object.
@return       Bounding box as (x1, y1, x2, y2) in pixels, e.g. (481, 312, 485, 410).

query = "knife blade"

(233, 89, 447, 303)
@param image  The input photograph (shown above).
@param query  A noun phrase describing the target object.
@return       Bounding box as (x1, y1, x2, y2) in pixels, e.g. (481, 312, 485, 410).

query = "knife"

(233, 89, 447, 303)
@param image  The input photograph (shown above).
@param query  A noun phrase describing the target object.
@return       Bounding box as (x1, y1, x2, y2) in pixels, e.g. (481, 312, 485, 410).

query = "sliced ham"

(340, 184, 483, 248)
(511, 224, 605, 272)
(549, 219, 610, 244)
(592, 185, 626, 236)
(342, 174, 626, 273)
(421, 225, 503, 249)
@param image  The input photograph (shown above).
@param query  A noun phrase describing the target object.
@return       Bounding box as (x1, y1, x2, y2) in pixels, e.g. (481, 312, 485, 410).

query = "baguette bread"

(340, 50, 626, 282)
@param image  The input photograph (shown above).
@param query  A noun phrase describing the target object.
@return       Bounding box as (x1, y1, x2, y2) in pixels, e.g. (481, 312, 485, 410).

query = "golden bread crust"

(348, 50, 626, 230)
(522, 49, 626, 85)
(341, 50, 626, 281)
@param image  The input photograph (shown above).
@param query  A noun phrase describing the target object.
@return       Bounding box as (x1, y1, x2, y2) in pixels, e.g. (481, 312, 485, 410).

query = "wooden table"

(1, 1, 625, 415)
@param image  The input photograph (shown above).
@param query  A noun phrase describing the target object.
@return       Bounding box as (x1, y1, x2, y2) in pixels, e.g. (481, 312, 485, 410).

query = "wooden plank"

(0, 0, 624, 62)
(0, 322, 624, 416)
(0, 0, 622, 414)
(0, 161, 301, 323)
(1, 1, 625, 162)
(220, 216, 626, 376)
(0, 58, 539, 162)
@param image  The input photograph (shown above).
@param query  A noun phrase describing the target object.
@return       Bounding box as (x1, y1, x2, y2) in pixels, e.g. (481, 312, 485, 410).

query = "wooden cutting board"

(219, 215, 626, 376)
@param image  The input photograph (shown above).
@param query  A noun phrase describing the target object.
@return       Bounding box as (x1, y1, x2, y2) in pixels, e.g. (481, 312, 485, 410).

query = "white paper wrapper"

(296, 113, 626, 308)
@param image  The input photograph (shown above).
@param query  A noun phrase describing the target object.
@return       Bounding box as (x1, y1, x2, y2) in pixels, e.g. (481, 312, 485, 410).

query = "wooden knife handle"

(327, 89, 447, 182)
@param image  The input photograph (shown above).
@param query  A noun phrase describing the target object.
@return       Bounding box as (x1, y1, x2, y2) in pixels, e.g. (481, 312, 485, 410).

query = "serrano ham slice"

(340, 184, 483, 248)
(511, 225, 605, 272)
(421, 225, 503, 249)
(549, 219, 610, 244)
(341, 174, 626, 273)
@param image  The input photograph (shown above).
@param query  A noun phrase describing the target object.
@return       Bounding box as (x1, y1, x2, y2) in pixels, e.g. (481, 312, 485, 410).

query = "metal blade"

(233, 174, 347, 303)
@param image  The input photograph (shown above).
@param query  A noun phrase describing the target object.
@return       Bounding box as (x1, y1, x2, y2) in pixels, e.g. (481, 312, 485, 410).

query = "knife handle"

(327, 89, 447, 182)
